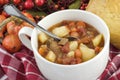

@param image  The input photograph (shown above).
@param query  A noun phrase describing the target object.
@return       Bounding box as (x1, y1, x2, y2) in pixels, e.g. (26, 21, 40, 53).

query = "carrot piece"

(76, 21, 86, 27)
(70, 31, 79, 38)
(75, 49, 82, 58)
(38, 47, 44, 56)
(76, 58, 82, 64)
(68, 21, 76, 27)
(70, 27, 77, 32)
(95, 46, 101, 53)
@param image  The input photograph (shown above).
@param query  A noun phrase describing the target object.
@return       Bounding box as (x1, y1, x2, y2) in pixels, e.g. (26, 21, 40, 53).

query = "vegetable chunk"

(45, 51, 56, 62)
(92, 34, 103, 47)
(67, 51, 75, 57)
(38, 32, 48, 43)
(79, 43, 96, 61)
(52, 26, 70, 37)
(69, 41, 78, 51)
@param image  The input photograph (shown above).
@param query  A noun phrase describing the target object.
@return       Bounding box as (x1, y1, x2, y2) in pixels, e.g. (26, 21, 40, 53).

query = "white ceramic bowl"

(19, 9, 110, 80)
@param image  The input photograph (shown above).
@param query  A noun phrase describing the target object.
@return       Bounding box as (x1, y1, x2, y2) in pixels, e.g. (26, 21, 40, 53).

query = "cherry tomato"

(35, 0, 45, 7)
(0, 0, 9, 5)
(13, 0, 21, 5)
(0, 0, 4, 5)
(24, 0, 34, 9)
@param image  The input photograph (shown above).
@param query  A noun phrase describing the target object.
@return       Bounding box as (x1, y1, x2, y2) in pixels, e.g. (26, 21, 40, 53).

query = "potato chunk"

(38, 32, 48, 43)
(69, 41, 78, 51)
(52, 26, 70, 37)
(92, 34, 103, 47)
(45, 51, 56, 62)
(79, 43, 96, 61)
(67, 51, 75, 57)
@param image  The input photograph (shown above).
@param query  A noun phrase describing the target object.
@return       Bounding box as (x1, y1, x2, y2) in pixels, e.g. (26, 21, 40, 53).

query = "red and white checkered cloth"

(0, 44, 120, 80)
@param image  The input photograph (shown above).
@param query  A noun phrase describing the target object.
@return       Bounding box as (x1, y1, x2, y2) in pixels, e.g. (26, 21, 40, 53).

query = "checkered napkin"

(0, 45, 46, 80)
(98, 45, 120, 80)
(0, 44, 120, 80)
